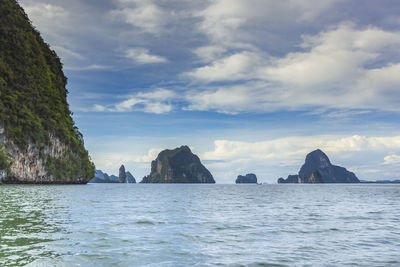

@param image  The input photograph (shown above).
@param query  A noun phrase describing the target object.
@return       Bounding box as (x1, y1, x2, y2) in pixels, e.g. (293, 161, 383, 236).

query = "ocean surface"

(0, 184, 399, 266)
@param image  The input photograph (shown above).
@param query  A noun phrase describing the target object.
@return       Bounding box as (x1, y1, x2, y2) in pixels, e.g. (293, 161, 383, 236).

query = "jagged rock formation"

(277, 149, 359, 184)
(236, 173, 258, 184)
(118, 165, 136, 183)
(141, 146, 215, 183)
(126, 171, 136, 183)
(119, 165, 127, 183)
(0, 1, 94, 184)
(89, 167, 136, 183)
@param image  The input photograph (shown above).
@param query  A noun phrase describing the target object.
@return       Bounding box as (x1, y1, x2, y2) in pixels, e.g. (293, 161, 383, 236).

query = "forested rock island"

(141, 146, 215, 183)
(278, 149, 360, 184)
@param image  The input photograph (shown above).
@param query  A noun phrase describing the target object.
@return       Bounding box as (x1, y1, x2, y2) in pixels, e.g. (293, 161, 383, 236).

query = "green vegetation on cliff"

(0, 0, 94, 182)
(141, 146, 215, 183)
(0, 145, 12, 173)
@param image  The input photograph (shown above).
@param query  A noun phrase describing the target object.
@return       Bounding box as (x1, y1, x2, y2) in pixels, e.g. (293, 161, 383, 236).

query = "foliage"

(0, 145, 12, 173)
(0, 0, 94, 181)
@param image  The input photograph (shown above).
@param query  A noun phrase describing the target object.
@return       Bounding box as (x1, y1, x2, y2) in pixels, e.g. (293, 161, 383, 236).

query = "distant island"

(360, 180, 400, 184)
(0, 0, 94, 184)
(90, 165, 136, 183)
(278, 149, 360, 183)
(236, 173, 258, 184)
(141, 146, 215, 183)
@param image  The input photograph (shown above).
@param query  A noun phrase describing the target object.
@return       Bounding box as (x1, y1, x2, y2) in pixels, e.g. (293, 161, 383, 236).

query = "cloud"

(196, 0, 342, 49)
(52, 45, 85, 60)
(384, 154, 400, 165)
(90, 152, 138, 173)
(135, 148, 161, 163)
(203, 135, 400, 164)
(110, 0, 169, 34)
(22, 2, 68, 21)
(185, 51, 262, 82)
(64, 64, 111, 71)
(19, 2, 70, 43)
(192, 45, 227, 63)
(183, 24, 400, 113)
(126, 48, 167, 64)
(94, 89, 175, 114)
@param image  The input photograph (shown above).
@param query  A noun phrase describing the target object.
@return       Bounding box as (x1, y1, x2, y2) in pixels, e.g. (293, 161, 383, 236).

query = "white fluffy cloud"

(203, 135, 400, 163)
(185, 24, 400, 113)
(185, 51, 263, 82)
(126, 48, 167, 64)
(135, 148, 162, 163)
(110, 0, 168, 34)
(94, 89, 175, 114)
(384, 154, 400, 165)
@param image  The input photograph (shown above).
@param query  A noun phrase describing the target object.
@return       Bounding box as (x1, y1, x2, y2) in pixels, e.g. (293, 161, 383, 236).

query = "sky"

(18, 0, 400, 183)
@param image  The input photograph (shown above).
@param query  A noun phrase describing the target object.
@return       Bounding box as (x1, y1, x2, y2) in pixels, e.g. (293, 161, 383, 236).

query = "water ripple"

(0, 184, 399, 266)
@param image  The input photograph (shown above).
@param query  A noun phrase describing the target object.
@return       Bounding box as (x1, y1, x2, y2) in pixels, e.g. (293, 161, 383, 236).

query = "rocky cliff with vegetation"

(277, 149, 359, 184)
(0, 0, 94, 183)
(141, 146, 215, 183)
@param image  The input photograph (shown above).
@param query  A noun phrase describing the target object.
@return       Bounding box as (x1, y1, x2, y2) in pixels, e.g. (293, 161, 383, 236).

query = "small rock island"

(141, 146, 215, 183)
(278, 149, 360, 183)
(90, 165, 136, 183)
(236, 173, 258, 184)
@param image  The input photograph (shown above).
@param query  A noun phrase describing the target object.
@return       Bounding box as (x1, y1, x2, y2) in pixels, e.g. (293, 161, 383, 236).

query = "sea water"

(0, 184, 399, 266)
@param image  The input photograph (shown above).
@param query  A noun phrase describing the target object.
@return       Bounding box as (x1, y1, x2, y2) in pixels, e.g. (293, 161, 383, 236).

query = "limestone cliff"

(277, 149, 359, 184)
(0, 0, 94, 183)
(118, 165, 136, 183)
(141, 146, 215, 183)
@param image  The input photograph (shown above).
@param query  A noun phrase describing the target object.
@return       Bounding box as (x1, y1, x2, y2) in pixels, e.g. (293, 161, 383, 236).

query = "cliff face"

(236, 173, 258, 184)
(298, 149, 359, 183)
(125, 171, 136, 183)
(119, 165, 127, 183)
(0, 128, 85, 183)
(0, 0, 94, 183)
(141, 146, 215, 183)
(278, 149, 359, 184)
(118, 165, 136, 183)
(307, 170, 323, 183)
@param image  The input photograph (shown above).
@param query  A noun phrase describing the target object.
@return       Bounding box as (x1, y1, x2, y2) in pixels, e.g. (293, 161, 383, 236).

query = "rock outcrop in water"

(278, 149, 359, 184)
(119, 165, 136, 183)
(0, 0, 94, 184)
(236, 173, 258, 184)
(141, 146, 215, 183)
(119, 165, 127, 183)
(90, 167, 136, 183)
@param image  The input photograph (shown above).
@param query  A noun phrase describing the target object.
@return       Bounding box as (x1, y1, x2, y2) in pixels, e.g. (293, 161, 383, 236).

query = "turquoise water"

(0, 184, 399, 266)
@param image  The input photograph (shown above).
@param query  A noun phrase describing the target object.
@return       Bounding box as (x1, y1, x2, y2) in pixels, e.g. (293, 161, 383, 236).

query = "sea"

(0, 184, 399, 266)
